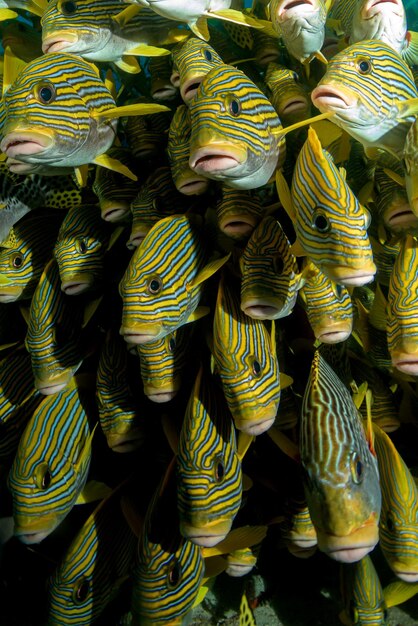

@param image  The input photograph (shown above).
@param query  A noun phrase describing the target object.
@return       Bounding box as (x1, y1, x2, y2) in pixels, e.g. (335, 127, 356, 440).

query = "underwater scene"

(1, 0, 418, 625)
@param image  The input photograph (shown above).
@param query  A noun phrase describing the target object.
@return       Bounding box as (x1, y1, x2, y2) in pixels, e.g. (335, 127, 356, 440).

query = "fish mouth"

(386, 205, 418, 229)
(391, 354, 418, 375)
(181, 77, 204, 103)
(190, 146, 245, 175)
(61, 280, 92, 295)
(234, 414, 276, 436)
(144, 386, 179, 403)
(151, 84, 178, 101)
(241, 302, 283, 320)
(225, 563, 255, 577)
(176, 176, 209, 196)
(0, 288, 22, 303)
(42, 31, 78, 54)
(100, 201, 131, 222)
(180, 519, 232, 547)
(323, 264, 376, 286)
(126, 228, 147, 250)
(15, 529, 53, 544)
(279, 0, 316, 17)
(287, 543, 318, 558)
(219, 215, 258, 238)
(391, 570, 418, 583)
(316, 326, 352, 344)
(311, 85, 354, 112)
(317, 520, 379, 563)
(363, 0, 404, 18)
(120, 325, 161, 345)
(279, 97, 309, 116)
(1, 131, 53, 159)
(106, 429, 144, 453)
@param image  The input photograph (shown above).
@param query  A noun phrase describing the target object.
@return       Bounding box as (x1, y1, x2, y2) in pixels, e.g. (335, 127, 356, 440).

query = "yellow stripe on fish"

(339, 555, 388, 626)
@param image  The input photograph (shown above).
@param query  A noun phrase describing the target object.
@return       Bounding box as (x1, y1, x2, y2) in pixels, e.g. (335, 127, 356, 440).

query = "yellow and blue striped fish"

(8, 377, 96, 545)
(298, 259, 353, 344)
(54, 203, 114, 296)
(372, 165, 418, 234)
(212, 271, 280, 436)
(386, 234, 418, 375)
(149, 53, 179, 101)
(215, 187, 263, 239)
(171, 36, 224, 103)
(264, 62, 311, 126)
(189, 63, 285, 190)
(167, 103, 210, 196)
(339, 555, 388, 626)
(0, 211, 63, 302)
(25, 258, 87, 395)
(239, 215, 301, 320)
(47, 479, 138, 625)
(280, 490, 318, 558)
(300, 351, 381, 563)
(96, 327, 145, 453)
(121, 100, 172, 161)
(278, 126, 376, 286)
(136, 324, 190, 403)
(311, 40, 418, 158)
(403, 116, 418, 218)
(177, 365, 242, 547)
(120, 214, 228, 344)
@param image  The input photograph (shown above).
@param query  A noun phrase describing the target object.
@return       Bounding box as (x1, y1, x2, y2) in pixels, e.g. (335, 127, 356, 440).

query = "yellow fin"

(289, 239, 306, 257)
(93, 153, 137, 181)
(189, 253, 231, 289)
(352, 380, 368, 409)
(267, 425, 300, 462)
(115, 56, 141, 74)
(0, 9, 17, 21)
(271, 111, 335, 138)
(383, 580, 418, 608)
(128, 44, 170, 57)
(237, 431, 255, 461)
(276, 170, 295, 222)
(82, 295, 103, 328)
(75, 480, 112, 504)
(165, 27, 190, 44)
(19, 304, 30, 325)
(312, 49, 328, 65)
(186, 305, 210, 324)
(106, 226, 124, 251)
(192, 575, 217, 609)
(202, 525, 268, 558)
(210, 8, 265, 29)
(74, 165, 89, 188)
(239, 591, 256, 626)
(395, 97, 418, 119)
(242, 473, 253, 492)
(280, 372, 293, 389)
(93, 102, 170, 121)
(383, 167, 405, 187)
(358, 180, 374, 205)
(3, 46, 27, 97)
(104, 69, 117, 101)
(365, 388, 376, 456)
(74, 422, 98, 474)
(112, 3, 142, 27)
(190, 16, 210, 41)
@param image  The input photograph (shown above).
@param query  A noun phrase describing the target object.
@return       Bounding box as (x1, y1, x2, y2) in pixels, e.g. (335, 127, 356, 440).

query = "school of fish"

(1, 0, 418, 625)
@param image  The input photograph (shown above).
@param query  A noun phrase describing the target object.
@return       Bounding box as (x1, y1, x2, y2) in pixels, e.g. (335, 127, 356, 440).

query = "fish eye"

(36, 82, 56, 104)
(292, 71, 300, 83)
(72, 578, 90, 604)
(147, 277, 162, 294)
(34, 462, 51, 490)
(167, 561, 182, 588)
(61, 0, 77, 14)
(168, 336, 176, 352)
(334, 283, 344, 300)
(357, 58, 372, 75)
(350, 606, 359, 624)
(386, 514, 395, 532)
(214, 456, 225, 482)
(311, 211, 330, 233)
(76, 238, 87, 254)
(203, 48, 213, 61)
(350, 452, 363, 484)
(11, 253, 23, 268)
(152, 198, 161, 211)
(229, 98, 241, 117)
(273, 256, 284, 275)
(252, 359, 262, 377)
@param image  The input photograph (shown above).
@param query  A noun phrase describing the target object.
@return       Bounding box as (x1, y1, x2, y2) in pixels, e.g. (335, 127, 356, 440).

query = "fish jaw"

(218, 214, 258, 239)
(320, 262, 376, 287)
(316, 516, 379, 563)
(105, 429, 145, 453)
(361, 0, 404, 19)
(120, 323, 163, 345)
(99, 199, 131, 222)
(311, 84, 358, 117)
(180, 518, 233, 547)
(180, 75, 207, 104)
(14, 516, 58, 544)
(389, 568, 418, 583)
(190, 143, 246, 176)
(59, 274, 96, 296)
(233, 413, 276, 436)
(314, 321, 353, 344)
(384, 198, 418, 232)
(143, 379, 181, 403)
(391, 351, 418, 375)
(42, 31, 79, 54)
(175, 175, 209, 196)
(241, 295, 297, 321)
(34, 368, 78, 395)
(0, 130, 54, 161)
(0, 286, 23, 303)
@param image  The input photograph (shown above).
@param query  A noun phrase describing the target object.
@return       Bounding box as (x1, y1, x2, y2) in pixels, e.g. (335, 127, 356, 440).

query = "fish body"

(300, 351, 381, 563)
(8, 380, 95, 544)
(269, 0, 328, 64)
(167, 104, 209, 196)
(403, 116, 418, 217)
(25, 259, 86, 395)
(212, 272, 280, 435)
(311, 40, 418, 158)
(92, 146, 139, 222)
(264, 62, 311, 126)
(215, 187, 263, 239)
(189, 64, 285, 190)
(54, 203, 113, 295)
(285, 126, 376, 286)
(120, 214, 225, 344)
(171, 37, 224, 103)
(177, 366, 242, 547)
(373, 422, 418, 582)
(0, 211, 63, 302)
(340, 555, 388, 626)
(239, 216, 301, 320)
(386, 234, 418, 375)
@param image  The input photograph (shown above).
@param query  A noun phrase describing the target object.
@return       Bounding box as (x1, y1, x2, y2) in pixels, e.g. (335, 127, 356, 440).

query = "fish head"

(189, 64, 284, 190)
(350, 0, 407, 56)
(92, 146, 138, 222)
(404, 117, 418, 218)
(264, 63, 311, 125)
(48, 573, 95, 626)
(215, 188, 262, 239)
(373, 168, 417, 233)
(1, 53, 117, 170)
(171, 37, 223, 104)
(0, 246, 31, 302)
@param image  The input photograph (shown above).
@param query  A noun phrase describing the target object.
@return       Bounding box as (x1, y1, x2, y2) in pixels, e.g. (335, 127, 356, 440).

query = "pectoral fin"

(189, 253, 231, 288)
(128, 44, 171, 57)
(93, 102, 170, 120)
(93, 153, 138, 181)
(76, 480, 112, 504)
(115, 56, 141, 74)
(210, 9, 265, 29)
(190, 16, 210, 41)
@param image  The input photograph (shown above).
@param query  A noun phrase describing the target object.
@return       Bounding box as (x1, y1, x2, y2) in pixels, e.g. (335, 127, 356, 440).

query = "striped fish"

(92, 146, 139, 222)
(268, 0, 328, 65)
(136, 324, 189, 403)
(278, 126, 376, 286)
(264, 62, 311, 126)
(311, 40, 418, 158)
(177, 366, 242, 547)
(300, 351, 381, 563)
(167, 104, 210, 196)
(128, 166, 192, 249)
(189, 63, 285, 190)
(215, 187, 263, 239)
(298, 259, 353, 344)
(386, 234, 418, 375)
(149, 53, 179, 101)
(54, 203, 113, 295)
(372, 165, 418, 234)
(225, 547, 257, 577)
(0, 52, 168, 179)
(239, 216, 301, 320)
(339, 555, 388, 626)
(47, 480, 138, 625)
(96, 328, 145, 452)
(171, 37, 224, 103)
(279, 483, 318, 558)
(25, 258, 86, 395)
(8, 377, 96, 544)
(372, 422, 418, 582)
(212, 271, 280, 435)
(403, 116, 418, 218)
(40, 0, 183, 70)
(121, 101, 172, 161)
(0, 211, 63, 302)
(119, 214, 229, 344)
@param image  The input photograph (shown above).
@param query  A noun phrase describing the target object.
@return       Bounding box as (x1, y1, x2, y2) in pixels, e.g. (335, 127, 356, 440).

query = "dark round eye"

(42, 469, 52, 489)
(274, 256, 284, 275)
(292, 71, 300, 83)
(334, 283, 344, 300)
(386, 515, 395, 532)
(72, 578, 90, 604)
(152, 198, 161, 211)
(168, 337, 176, 352)
(350, 452, 363, 484)
(61, 0, 77, 14)
(36, 83, 55, 104)
(203, 48, 213, 61)
(167, 561, 182, 588)
(312, 211, 330, 233)
(214, 459, 224, 482)
(77, 239, 87, 254)
(12, 253, 23, 268)
(357, 59, 371, 74)
(148, 278, 162, 294)
(34, 462, 51, 489)
(229, 99, 241, 116)
(252, 359, 262, 377)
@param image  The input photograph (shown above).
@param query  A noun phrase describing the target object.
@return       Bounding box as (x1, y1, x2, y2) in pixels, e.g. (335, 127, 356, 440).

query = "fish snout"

(0, 130, 54, 160)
